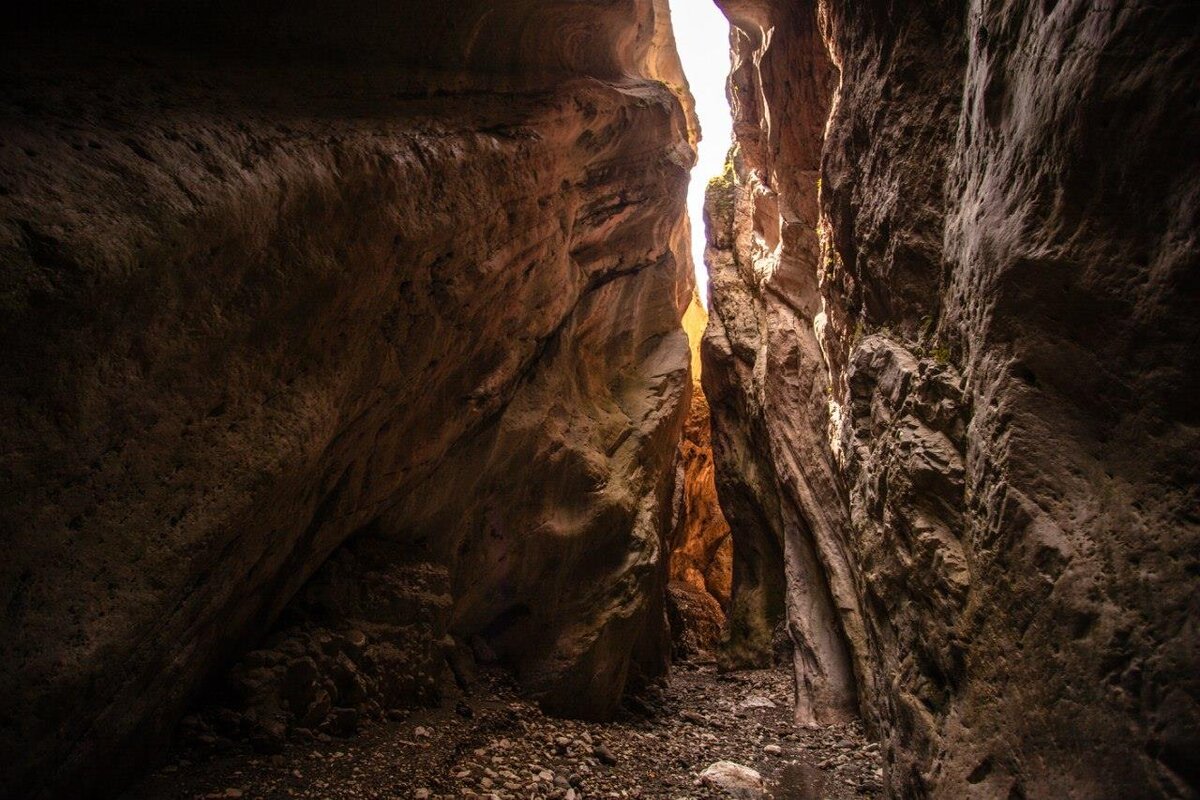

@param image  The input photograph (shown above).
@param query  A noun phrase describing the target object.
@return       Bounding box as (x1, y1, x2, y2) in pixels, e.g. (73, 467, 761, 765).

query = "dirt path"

(125, 663, 883, 800)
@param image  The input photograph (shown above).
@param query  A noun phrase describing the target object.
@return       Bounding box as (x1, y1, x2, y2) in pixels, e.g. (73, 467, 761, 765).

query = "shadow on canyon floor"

(123, 663, 881, 800)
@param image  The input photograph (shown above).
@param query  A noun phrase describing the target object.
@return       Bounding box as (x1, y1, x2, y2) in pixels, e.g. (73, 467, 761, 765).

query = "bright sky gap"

(671, 1, 734, 307)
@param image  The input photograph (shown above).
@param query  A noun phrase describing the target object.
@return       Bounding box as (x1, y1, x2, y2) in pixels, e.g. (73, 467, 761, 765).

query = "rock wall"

(705, 0, 1200, 797)
(669, 380, 732, 611)
(0, 2, 696, 797)
(703, 0, 861, 722)
(667, 297, 732, 658)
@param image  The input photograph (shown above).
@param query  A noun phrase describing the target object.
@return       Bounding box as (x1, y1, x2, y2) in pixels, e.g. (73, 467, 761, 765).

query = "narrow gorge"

(1, 2, 1196, 799)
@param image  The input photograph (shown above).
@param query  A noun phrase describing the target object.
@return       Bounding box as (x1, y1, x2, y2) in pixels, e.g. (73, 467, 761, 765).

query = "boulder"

(699, 760, 764, 799)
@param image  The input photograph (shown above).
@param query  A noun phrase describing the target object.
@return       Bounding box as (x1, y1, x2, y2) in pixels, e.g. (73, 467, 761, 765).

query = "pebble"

(593, 744, 618, 766)
(739, 696, 777, 710)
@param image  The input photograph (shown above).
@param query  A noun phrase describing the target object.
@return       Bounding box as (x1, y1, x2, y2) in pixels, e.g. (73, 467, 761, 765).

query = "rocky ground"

(124, 662, 882, 800)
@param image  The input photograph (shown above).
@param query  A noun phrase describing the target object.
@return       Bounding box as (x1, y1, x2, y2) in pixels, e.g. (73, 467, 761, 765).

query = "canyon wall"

(0, 2, 695, 796)
(704, 0, 861, 722)
(667, 297, 732, 658)
(706, 0, 1200, 797)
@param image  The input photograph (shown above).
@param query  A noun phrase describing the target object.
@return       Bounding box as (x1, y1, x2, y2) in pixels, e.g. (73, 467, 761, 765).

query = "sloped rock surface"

(705, 0, 1200, 797)
(0, 2, 696, 797)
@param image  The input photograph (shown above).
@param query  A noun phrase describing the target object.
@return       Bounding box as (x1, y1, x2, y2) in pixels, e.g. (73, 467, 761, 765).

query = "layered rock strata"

(706, 0, 1199, 797)
(0, 2, 696, 796)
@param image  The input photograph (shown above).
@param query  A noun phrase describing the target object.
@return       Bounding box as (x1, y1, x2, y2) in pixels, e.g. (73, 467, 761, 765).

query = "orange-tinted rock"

(665, 581, 726, 660)
(666, 298, 731, 656)
(671, 298, 732, 608)
(0, 3, 696, 796)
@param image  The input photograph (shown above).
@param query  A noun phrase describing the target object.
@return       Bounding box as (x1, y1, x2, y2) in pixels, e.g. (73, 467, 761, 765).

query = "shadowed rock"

(0, 2, 697, 796)
(704, 0, 1200, 796)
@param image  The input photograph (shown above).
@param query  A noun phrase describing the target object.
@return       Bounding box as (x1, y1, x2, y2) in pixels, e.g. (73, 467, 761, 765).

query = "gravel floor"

(124, 662, 883, 800)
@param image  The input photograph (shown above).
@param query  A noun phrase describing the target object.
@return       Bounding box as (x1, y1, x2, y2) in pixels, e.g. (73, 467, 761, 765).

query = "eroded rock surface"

(667, 298, 732, 657)
(703, 2, 859, 723)
(705, 0, 1199, 797)
(0, 2, 696, 796)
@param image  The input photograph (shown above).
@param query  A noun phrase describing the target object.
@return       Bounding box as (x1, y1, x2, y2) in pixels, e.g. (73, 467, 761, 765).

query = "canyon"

(1, 1, 1197, 799)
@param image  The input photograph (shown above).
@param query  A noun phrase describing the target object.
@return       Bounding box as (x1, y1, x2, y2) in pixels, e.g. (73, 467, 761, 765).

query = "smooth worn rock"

(0, 2, 696, 797)
(704, 0, 860, 719)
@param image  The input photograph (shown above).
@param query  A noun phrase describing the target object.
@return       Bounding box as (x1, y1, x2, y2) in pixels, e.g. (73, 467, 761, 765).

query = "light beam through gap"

(672, 1, 733, 307)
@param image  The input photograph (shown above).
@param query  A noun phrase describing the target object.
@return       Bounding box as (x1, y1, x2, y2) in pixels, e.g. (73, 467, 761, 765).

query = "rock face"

(183, 535, 456, 750)
(666, 298, 732, 657)
(706, 0, 1200, 797)
(0, 2, 695, 797)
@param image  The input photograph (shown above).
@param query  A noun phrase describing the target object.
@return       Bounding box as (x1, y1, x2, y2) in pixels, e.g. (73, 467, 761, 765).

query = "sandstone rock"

(322, 708, 358, 737)
(665, 296, 734, 661)
(698, 760, 764, 799)
(0, 2, 696, 796)
(739, 696, 776, 710)
(702, 2, 858, 715)
(592, 744, 618, 766)
(670, 298, 734, 605)
(665, 581, 726, 658)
